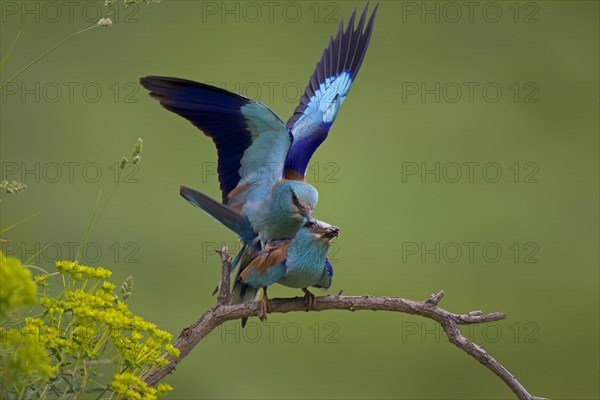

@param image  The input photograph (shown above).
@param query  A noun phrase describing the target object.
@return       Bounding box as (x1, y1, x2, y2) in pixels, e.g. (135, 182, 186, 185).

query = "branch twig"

(216, 247, 231, 305)
(142, 249, 546, 400)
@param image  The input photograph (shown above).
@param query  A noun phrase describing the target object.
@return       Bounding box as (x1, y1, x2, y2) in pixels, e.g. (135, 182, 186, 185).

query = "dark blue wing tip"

(140, 76, 257, 203)
(338, 2, 378, 78)
(287, 3, 378, 128)
(140, 76, 251, 103)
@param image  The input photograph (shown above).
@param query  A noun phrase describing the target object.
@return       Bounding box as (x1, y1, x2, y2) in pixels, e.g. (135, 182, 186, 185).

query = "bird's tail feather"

(230, 281, 259, 305)
(229, 245, 261, 328)
(230, 282, 260, 328)
(179, 185, 260, 327)
(180, 186, 256, 244)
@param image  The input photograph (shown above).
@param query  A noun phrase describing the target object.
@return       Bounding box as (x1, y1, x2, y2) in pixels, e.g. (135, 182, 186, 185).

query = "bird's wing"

(283, 3, 378, 179)
(239, 242, 290, 287)
(179, 185, 257, 244)
(140, 76, 293, 205)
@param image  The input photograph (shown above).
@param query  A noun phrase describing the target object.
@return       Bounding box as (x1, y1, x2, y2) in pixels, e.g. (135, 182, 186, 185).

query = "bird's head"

(273, 180, 318, 220)
(302, 218, 340, 244)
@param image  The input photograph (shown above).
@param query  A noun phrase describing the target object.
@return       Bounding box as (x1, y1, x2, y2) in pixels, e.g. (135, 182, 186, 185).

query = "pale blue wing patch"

(296, 71, 353, 126)
(238, 102, 293, 185)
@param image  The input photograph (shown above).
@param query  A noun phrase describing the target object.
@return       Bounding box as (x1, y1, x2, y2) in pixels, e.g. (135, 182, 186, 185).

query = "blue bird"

(140, 3, 378, 247)
(231, 218, 339, 316)
(180, 186, 334, 290)
(179, 186, 336, 326)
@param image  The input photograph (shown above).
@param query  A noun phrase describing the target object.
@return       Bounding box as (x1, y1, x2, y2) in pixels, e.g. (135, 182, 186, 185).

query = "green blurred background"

(1, 0, 598, 398)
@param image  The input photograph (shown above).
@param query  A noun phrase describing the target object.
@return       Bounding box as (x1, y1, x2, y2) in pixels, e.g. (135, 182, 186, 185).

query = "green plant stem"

(0, 30, 22, 71)
(0, 212, 40, 234)
(0, 25, 98, 91)
(24, 243, 53, 265)
(75, 191, 103, 263)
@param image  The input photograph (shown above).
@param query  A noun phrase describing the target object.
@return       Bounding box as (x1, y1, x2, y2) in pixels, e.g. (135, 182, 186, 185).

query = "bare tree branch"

(216, 246, 231, 305)
(142, 249, 546, 400)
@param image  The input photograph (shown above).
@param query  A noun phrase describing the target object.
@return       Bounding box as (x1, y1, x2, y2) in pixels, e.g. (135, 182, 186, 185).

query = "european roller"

(230, 218, 339, 320)
(139, 3, 378, 247)
(179, 186, 335, 313)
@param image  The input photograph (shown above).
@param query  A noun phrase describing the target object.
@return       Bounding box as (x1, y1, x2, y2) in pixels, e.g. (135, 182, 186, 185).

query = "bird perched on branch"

(140, 4, 376, 321)
(231, 219, 339, 317)
(140, 3, 377, 247)
(177, 188, 338, 325)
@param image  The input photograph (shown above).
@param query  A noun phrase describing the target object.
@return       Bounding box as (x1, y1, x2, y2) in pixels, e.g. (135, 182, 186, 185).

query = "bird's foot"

(259, 288, 271, 320)
(302, 288, 317, 311)
(261, 296, 272, 315)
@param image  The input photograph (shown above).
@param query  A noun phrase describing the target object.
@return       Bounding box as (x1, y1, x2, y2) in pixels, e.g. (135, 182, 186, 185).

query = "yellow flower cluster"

(21, 317, 75, 352)
(38, 274, 178, 365)
(34, 273, 50, 287)
(0, 318, 59, 392)
(0, 251, 37, 317)
(1, 256, 177, 398)
(55, 260, 112, 280)
(112, 372, 173, 400)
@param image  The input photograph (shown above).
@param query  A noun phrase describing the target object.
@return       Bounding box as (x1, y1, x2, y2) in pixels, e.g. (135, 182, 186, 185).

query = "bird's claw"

(261, 296, 272, 315)
(302, 288, 317, 311)
(259, 288, 271, 321)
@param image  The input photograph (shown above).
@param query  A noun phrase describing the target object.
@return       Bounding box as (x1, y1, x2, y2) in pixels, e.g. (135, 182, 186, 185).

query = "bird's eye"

(290, 190, 302, 210)
(304, 220, 316, 228)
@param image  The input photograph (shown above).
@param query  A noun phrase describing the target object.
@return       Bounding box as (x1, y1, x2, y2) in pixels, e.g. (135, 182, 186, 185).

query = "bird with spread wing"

(140, 3, 377, 242)
(139, 3, 377, 318)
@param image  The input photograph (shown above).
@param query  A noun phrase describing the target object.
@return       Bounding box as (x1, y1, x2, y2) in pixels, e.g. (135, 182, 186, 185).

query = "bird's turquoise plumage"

(234, 219, 338, 291)
(178, 186, 335, 320)
(139, 76, 317, 245)
(140, 4, 376, 313)
(229, 219, 337, 325)
(244, 180, 318, 243)
(140, 4, 377, 245)
(277, 225, 333, 289)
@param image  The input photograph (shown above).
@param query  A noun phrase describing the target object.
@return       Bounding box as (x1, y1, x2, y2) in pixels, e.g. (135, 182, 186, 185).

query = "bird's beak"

(322, 226, 340, 239)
